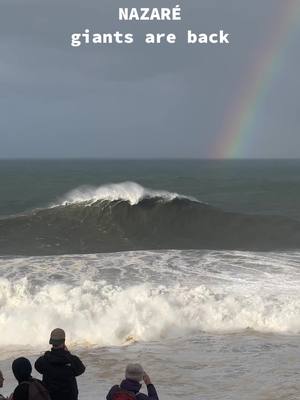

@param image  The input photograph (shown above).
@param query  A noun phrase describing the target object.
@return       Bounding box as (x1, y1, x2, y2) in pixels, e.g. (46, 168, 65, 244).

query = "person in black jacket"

(0, 369, 6, 399)
(34, 328, 85, 400)
(106, 363, 159, 400)
(9, 357, 49, 400)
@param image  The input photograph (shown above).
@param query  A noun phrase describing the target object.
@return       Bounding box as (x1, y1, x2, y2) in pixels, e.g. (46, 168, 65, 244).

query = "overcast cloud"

(0, 0, 299, 158)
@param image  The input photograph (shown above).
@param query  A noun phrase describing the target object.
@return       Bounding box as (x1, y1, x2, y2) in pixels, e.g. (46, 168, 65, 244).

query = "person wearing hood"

(106, 364, 159, 400)
(10, 357, 33, 400)
(34, 328, 85, 400)
(0, 369, 6, 399)
(9, 357, 49, 400)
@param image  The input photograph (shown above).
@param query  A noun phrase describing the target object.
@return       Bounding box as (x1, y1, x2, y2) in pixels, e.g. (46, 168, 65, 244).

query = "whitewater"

(56, 181, 197, 206)
(1, 250, 300, 399)
(1, 164, 300, 399)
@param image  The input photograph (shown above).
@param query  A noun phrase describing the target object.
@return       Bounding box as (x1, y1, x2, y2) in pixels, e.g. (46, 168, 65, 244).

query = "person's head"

(12, 357, 32, 383)
(125, 363, 144, 383)
(49, 328, 66, 348)
(0, 370, 4, 388)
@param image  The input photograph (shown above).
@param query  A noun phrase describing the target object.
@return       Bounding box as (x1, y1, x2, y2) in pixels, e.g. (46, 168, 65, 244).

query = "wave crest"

(1, 182, 300, 255)
(56, 181, 197, 206)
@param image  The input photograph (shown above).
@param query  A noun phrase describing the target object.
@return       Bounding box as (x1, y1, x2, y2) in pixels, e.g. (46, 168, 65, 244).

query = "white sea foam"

(1, 276, 300, 348)
(55, 181, 197, 206)
(1, 250, 300, 348)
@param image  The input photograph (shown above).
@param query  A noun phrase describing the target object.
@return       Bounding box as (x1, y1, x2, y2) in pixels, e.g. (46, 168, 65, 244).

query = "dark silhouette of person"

(35, 328, 85, 400)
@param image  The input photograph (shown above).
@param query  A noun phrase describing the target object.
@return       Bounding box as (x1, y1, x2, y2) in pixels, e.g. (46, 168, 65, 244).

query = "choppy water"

(1, 250, 300, 399)
(1, 160, 300, 399)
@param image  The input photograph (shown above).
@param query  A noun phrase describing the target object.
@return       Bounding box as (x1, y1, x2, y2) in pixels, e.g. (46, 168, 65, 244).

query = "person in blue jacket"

(106, 363, 159, 400)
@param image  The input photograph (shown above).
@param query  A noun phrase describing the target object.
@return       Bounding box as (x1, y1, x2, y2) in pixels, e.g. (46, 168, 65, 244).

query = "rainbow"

(213, 0, 300, 159)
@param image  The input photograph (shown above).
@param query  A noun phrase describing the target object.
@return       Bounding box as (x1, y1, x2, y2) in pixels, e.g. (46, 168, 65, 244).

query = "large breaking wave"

(1, 250, 300, 346)
(0, 276, 300, 346)
(1, 182, 300, 255)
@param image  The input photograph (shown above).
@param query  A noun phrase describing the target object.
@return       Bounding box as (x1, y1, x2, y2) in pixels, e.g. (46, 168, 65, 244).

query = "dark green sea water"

(1, 159, 300, 218)
(1, 161, 300, 400)
(1, 159, 300, 255)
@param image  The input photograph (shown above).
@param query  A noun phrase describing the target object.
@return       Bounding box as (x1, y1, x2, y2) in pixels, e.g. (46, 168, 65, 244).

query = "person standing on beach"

(34, 328, 85, 400)
(9, 357, 50, 400)
(106, 363, 159, 400)
(0, 370, 6, 399)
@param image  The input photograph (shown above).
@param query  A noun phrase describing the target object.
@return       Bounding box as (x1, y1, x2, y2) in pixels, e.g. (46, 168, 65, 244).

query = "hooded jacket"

(11, 357, 43, 400)
(106, 378, 159, 400)
(34, 348, 85, 400)
(11, 378, 32, 400)
(11, 378, 48, 400)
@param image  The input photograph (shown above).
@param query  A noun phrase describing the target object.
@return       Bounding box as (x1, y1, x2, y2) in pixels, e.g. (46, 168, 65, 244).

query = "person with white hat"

(106, 363, 159, 400)
(34, 328, 85, 400)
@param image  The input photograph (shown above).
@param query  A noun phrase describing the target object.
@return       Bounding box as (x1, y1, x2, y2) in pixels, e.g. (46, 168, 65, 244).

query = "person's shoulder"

(14, 381, 30, 396)
(136, 393, 149, 400)
(68, 352, 82, 361)
(107, 385, 121, 395)
(16, 381, 30, 387)
(35, 351, 49, 361)
(107, 384, 120, 393)
(32, 378, 43, 384)
(106, 384, 121, 400)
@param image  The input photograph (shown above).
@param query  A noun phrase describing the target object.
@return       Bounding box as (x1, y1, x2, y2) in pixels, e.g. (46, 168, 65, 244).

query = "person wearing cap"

(34, 328, 85, 400)
(106, 363, 159, 400)
(0, 369, 6, 399)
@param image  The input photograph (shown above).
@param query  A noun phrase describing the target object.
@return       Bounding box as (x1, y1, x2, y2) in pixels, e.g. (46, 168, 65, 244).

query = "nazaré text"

(119, 5, 181, 21)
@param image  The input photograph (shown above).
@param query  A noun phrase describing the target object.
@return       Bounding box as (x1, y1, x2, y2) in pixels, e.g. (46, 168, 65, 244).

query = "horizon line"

(0, 157, 300, 161)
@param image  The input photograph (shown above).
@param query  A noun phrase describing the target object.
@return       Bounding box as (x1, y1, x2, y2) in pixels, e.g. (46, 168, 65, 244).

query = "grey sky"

(0, 0, 299, 158)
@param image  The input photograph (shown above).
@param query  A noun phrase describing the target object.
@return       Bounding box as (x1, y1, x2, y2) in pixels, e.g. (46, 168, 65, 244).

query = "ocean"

(1, 159, 300, 399)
